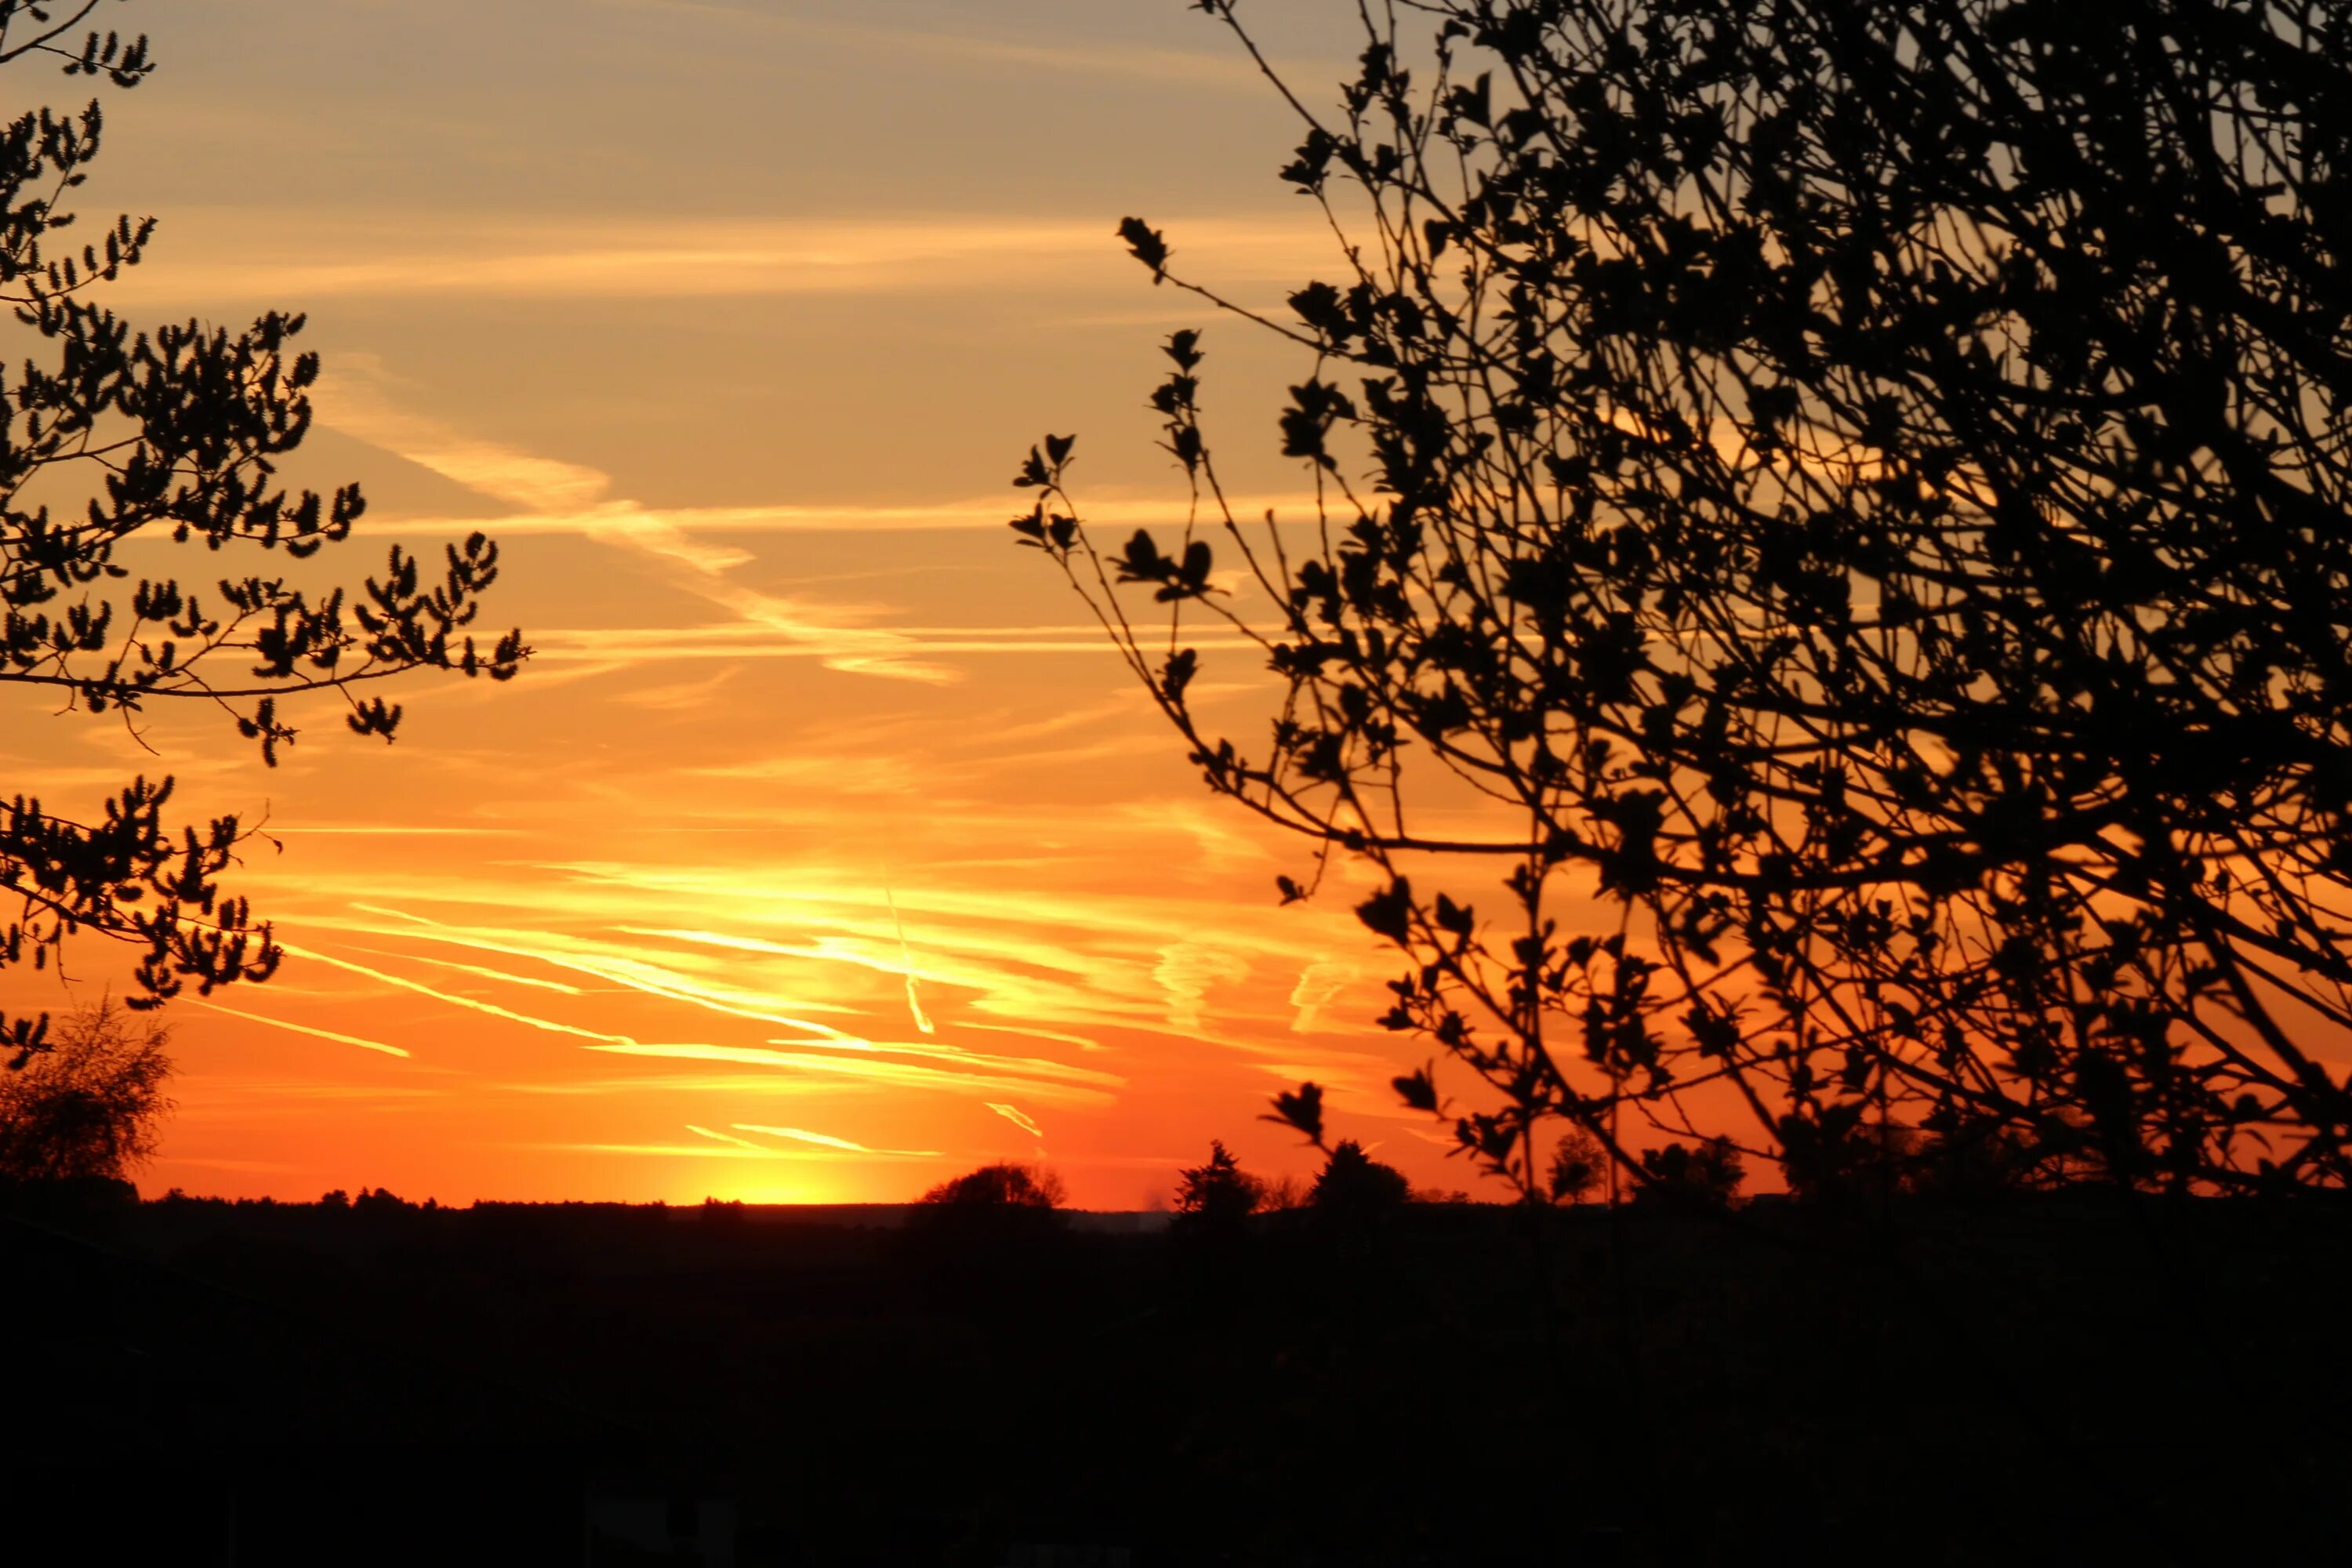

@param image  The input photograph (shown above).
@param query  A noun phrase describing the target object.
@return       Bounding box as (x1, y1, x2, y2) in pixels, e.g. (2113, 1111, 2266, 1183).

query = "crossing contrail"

(886, 885, 936, 1035)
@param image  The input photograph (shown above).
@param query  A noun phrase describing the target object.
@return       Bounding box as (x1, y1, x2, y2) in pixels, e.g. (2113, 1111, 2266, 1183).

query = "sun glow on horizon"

(2, 0, 1495, 1210)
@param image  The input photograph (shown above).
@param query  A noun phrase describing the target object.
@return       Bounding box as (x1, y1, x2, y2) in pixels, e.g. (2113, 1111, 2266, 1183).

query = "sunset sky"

(2, 0, 1505, 1207)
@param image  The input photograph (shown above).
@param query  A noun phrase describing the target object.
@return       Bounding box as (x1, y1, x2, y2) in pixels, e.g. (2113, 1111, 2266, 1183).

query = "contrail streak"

(684, 1123, 770, 1152)
(732, 1123, 942, 1157)
(281, 943, 640, 1046)
(985, 1102, 1044, 1138)
(339, 903, 857, 1038)
(886, 885, 936, 1035)
(193, 999, 408, 1058)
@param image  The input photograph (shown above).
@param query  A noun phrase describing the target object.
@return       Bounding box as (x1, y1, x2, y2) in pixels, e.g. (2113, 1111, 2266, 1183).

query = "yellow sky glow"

(4, 0, 1486, 1207)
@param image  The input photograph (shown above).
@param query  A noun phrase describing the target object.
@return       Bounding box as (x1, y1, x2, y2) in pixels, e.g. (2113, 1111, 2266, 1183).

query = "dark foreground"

(5, 1188, 2347, 1566)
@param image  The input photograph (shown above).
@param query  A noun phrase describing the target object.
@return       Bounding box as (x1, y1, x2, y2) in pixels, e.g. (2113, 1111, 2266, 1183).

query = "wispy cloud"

(1155, 940, 1252, 1033)
(599, 0, 1301, 93)
(518, 623, 1261, 670)
(175, 1078, 451, 1103)
(339, 944, 588, 997)
(150, 1155, 310, 1174)
(312, 378, 1308, 686)
(605, 666, 744, 713)
(540, 1142, 855, 1160)
(686, 1123, 771, 1152)
(321, 377, 965, 683)
(502, 1075, 865, 1098)
(330, 904, 866, 1033)
(586, 1043, 1115, 1105)
(757, 1036, 1122, 1090)
(107, 213, 1330, 304)
(321, 374, 611, 512)
(963, 1022, 1105, 1054)
(268, 826, 525, 837)
(361, 492, 1325, 538)
(1288, 960, 1358, 1033)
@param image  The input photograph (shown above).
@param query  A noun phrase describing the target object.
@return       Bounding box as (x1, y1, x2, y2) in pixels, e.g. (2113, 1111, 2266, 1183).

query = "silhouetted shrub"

(0, 1001, 171, 1185)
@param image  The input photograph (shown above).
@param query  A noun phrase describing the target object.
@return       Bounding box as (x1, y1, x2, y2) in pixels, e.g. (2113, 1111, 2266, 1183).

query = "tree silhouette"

(1308, 1139, 1411, 1215)
(1018, 0, 2352, 1196)
(1546, 1126, 1606, 1205)
(0, 0, 523, 1065)
(1632, 1135, 1744, 1211)
(0, 998, 169, 1182)
(1173, 1138, 1265, 1229)
(918, 1160, 1067, 1210)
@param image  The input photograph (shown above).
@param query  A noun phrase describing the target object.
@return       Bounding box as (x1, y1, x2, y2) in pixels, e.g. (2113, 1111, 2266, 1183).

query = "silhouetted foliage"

(1262, 1079, 1325, 1144)
(0, 0, 524, 1064)
(1309, 1138, 1412, 1214)
(0, 998, 168, 1182)
(1261, 1171, 1307, 1212)
(351, 1185, 412, 1216)
(1173, 1138, 1263, 1229)
(918, 1160, 1067, 1211)
(1632, 1135, 1745, 1210)
(1547, 1126, 1606, 1205)
(1776, 1109, 1921, 1205)
(1021, 0, 2352, 1197)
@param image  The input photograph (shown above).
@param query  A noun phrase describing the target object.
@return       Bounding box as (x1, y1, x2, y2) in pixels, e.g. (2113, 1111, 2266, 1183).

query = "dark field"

(9, 1190, 2348, 1565)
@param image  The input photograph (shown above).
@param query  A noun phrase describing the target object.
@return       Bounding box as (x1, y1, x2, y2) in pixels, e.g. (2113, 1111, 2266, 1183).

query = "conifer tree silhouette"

(1174, 1138, 1265, 1229)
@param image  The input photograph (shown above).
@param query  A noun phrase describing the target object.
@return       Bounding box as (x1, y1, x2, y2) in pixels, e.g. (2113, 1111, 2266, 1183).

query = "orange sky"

(2, 0, 1537, 1207)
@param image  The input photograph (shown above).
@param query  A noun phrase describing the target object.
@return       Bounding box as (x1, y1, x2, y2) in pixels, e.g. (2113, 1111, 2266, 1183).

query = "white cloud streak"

(887, 887, 937, 1036)
(586, 1043, 1114, 1105)
(685, 1123, 771, 1151)
(105, 214, 1330, 304)
(985, 1102, 1044, 1138)
(193, 999, 410, 1058)
(321, 376, 967, 683)
(733, 1123, 941, 1158)
(280, 943, 642, 1047)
